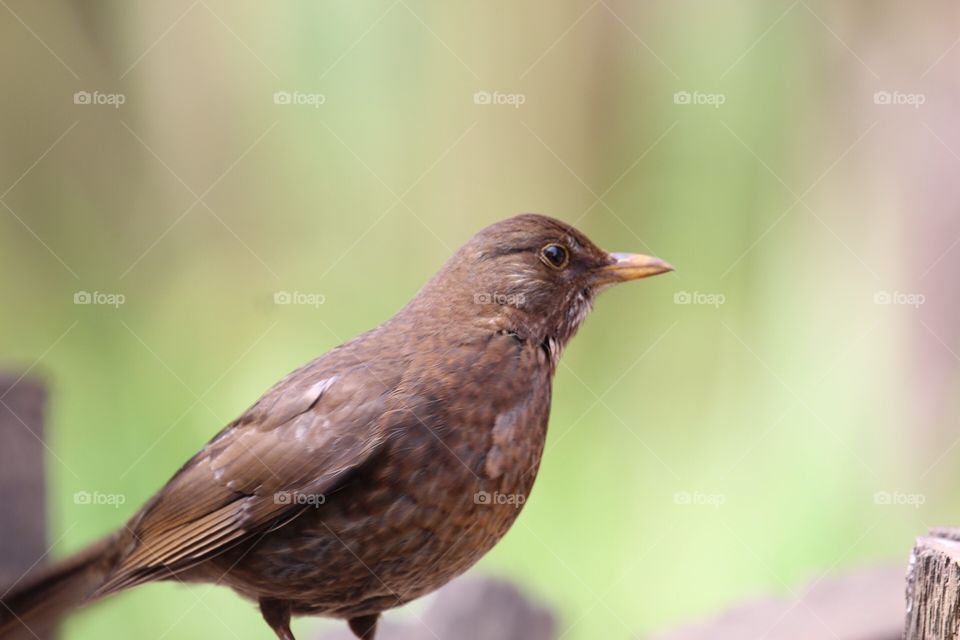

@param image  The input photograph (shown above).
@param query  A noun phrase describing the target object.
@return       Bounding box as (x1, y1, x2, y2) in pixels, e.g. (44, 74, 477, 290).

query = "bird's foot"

(348, 613, 379, 639)
(259, 598, 295, 640)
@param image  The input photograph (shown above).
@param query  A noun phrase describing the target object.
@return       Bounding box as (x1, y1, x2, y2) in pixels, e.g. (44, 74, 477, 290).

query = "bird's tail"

(0, 535, 119, 639)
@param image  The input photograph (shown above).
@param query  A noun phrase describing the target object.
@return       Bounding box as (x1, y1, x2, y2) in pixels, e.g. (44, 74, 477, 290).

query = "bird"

(0, 214, 672, 640)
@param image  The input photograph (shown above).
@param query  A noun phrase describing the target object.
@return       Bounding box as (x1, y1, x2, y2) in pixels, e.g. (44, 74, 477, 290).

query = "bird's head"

(411, 214, 672, 356)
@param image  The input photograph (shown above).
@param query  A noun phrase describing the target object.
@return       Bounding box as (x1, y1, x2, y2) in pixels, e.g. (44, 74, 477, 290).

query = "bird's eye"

(540, 244, 569, 269)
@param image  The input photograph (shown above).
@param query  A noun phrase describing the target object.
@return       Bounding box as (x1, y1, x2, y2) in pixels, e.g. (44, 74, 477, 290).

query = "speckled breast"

(207, 336, 554, 618)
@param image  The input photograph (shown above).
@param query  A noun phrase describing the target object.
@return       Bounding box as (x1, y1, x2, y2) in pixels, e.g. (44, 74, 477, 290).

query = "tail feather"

(0, 536, 119, 639)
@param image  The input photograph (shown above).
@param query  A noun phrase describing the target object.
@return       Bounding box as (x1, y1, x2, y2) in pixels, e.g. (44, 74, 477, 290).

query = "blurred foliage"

(1, 1, 959, 638)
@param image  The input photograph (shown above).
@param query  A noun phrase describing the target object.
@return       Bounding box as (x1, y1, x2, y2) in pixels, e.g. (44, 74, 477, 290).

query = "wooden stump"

(905, 528, 960, 640)
(0, 375, 50, 639)
(0, 375, 49, 588)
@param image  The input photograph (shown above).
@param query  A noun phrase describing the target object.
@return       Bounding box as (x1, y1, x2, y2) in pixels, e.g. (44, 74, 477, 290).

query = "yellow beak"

(591, 252, 674, 286)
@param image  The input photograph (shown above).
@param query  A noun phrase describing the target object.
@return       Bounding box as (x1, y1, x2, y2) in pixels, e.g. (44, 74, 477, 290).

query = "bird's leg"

(259, 598, 295, 640)
(347, 613, 379, 639)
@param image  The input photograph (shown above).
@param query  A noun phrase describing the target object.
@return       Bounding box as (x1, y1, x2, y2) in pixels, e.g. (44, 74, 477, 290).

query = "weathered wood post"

(0, 375, 50, 638)
(317, 576, 557, 639)
(905, 528, 960, 639)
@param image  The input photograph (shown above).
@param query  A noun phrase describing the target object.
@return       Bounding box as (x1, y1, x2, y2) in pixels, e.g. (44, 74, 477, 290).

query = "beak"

(591, 252, 674, 286)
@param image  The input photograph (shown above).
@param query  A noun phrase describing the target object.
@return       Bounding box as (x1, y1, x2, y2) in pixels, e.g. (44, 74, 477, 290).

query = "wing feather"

(95, 354, 398, 597)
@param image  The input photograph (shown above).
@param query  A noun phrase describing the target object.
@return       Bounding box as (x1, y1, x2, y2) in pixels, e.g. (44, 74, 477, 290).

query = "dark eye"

(540, 244, 569, 269)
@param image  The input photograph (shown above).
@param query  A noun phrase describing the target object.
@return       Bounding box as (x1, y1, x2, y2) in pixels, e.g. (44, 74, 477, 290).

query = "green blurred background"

(2, 1, 959, 638)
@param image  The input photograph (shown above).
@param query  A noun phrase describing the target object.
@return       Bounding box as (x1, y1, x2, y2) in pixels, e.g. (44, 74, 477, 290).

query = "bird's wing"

(95, 354, 398, 596)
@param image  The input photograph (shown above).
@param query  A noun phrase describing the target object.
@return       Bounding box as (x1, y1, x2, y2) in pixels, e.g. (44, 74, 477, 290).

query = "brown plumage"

(0, 214, 672, 640)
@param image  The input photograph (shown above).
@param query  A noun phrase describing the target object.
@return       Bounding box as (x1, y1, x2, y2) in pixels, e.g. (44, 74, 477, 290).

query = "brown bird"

(0, 214, 672, 640)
